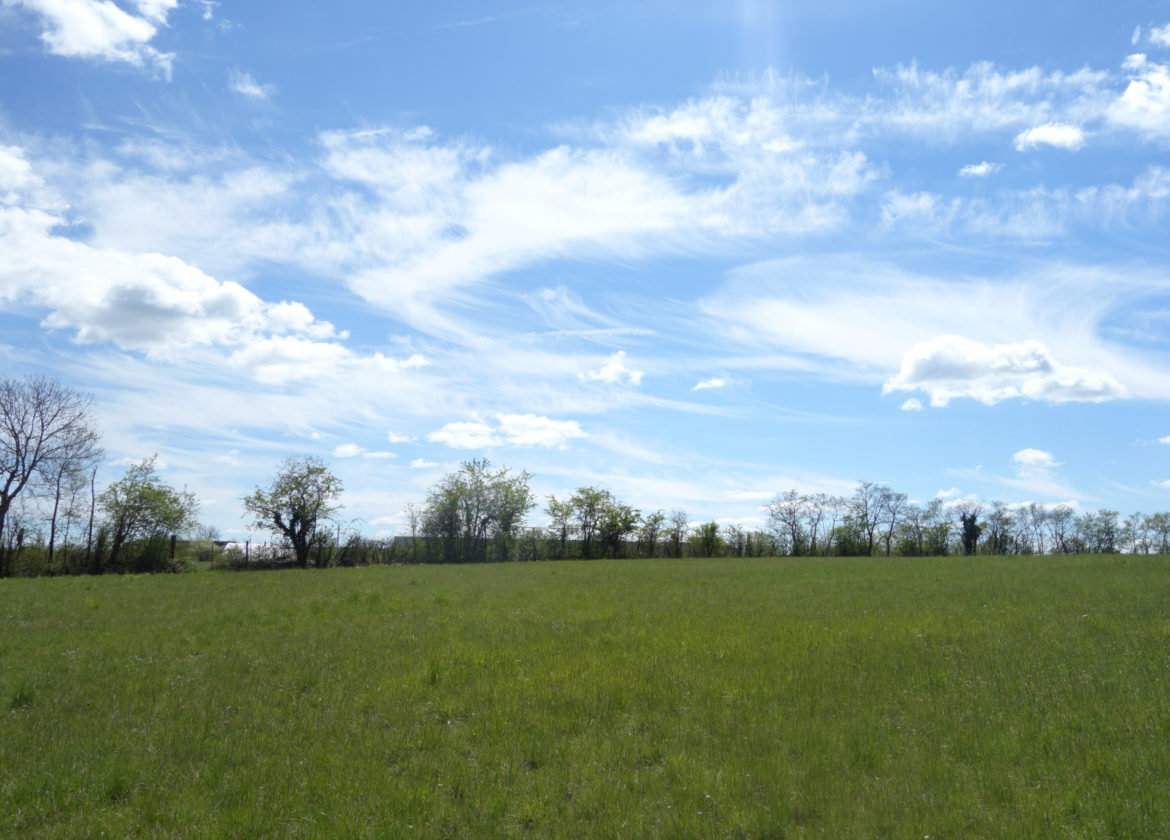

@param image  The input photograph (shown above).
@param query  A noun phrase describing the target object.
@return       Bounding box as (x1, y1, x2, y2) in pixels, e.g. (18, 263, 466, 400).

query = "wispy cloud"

(958, 161, 1002, 177)
(228, 69, 277, 100)
(692, 378, 726, 391)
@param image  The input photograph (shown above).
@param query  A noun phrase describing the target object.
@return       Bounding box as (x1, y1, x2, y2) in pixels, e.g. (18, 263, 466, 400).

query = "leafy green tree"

(638, 510, 665, 558)
(243, 455, 343, 568)
(544, 495, 574, 559)
(598, 500, 640, 558)
(569, 486, 610, 560)
(421, 459, 533, 563)
(957, 502, 983, 556)
(99, 455, 198, 572)
(690, 521, 723, 558)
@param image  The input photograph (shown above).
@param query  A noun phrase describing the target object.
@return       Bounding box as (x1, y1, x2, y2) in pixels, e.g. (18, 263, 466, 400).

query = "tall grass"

(2, 555, 1169, 837)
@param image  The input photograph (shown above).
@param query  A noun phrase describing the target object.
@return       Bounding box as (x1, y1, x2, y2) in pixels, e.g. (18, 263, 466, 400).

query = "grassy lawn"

(2, 555, 1169, 838)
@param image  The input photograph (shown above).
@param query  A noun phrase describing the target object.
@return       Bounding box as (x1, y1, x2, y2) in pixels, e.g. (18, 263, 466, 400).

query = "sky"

(3, 0, 1170, 539)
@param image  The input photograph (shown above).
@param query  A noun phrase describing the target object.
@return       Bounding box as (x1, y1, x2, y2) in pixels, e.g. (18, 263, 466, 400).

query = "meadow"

(2, 555, 1169, 838)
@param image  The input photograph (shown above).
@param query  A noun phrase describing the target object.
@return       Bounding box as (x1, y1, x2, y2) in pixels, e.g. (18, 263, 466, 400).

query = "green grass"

(2, 555, 1169, 838)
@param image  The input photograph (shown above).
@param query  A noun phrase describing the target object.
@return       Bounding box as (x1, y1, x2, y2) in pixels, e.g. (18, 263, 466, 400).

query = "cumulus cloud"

(958, 161, 1002, 177)
(496, 413, 586, 448)
(6, 0, 175, 74)
(1149, 24, 1170, 48)
(410, 457, 438, 469)
(1013, 122, 1086, 151)
(1014, 448, 1060, 472)
(692, 378, 726, 391)
(883, 334, 1127, 407)
(1108, 54, 1170, 139)
(228, 69, 277, 100)
(582, 350, 643, 386)
(1159, 435, 1170, 445)
(387, 431, 416, 443)
(900, 398, 923, 412)
(427, 414, 586, 449)
(426, 421, 500, 449)
(0, 143, 442, 385)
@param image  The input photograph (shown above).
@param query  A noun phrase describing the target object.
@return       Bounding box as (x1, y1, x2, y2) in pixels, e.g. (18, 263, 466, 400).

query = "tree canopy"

(242, 455, 344, 568)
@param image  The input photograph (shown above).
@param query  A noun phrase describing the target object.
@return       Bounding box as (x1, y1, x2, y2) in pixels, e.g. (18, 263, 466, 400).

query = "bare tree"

(850, 481, 884, 556)
(1, 376, 101, 577)
(877, 487, 908, 556)
(768, 490, 804, 556)
(668, 509, 689, 558)
(404, 502, 422, 562)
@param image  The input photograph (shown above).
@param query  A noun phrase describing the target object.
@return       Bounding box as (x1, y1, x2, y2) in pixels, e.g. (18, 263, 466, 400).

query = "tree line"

(4, 374, 1169, 577)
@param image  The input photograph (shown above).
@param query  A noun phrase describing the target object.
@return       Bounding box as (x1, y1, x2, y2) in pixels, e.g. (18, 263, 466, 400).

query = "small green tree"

(598, 500, 640, 558)
(99, 456, 198, 572)
(690, 521, 723, 558)
(243, 455, 343, 568)
(544, 495, 574, 559)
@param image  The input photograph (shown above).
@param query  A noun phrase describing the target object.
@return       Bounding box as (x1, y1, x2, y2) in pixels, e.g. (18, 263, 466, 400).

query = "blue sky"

(3, 0, 1170, 538)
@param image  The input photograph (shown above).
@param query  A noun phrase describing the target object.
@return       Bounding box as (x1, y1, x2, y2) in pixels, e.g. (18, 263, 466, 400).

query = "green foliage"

(689, 521, 724, 557)
(421, 459, 534, 563)
(3, 555, 1170, 837)
(98, 456, 197, 573)
(242, 455, 343, 568)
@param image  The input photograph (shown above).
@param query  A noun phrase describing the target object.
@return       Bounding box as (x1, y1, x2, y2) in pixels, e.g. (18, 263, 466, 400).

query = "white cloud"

(582, 350, 643, 386)
(497, 413, 586, 448)
(426, 414, 585, 449)
(387, 431, 416, 443)
(426, 421, 500, 449)
(410, 458, 438, 469)
(7, 0, 175, 74)
(1152, 479, 1170, 489)
(692, 378, 726, 391)
(1013, 448, 1060, 471)
(228, 69, 277, 100)
(0, 167, 349, 365)
(958, 161, 1002, 177)
(883, 334, 1127, 407)
(1159, 436, 1170, 445)
(132, 0, 177, 23)
(900, 398, 923, 412)
(1108, 55, 1170, 139)
(705, 258, 1170, 402)
(226, 339, 427, 385)
(1013, 122, 1086, 151)
(936, 487, 961, 499)
(1149, 24, 1170, 48)
(333, 443, 400, 460)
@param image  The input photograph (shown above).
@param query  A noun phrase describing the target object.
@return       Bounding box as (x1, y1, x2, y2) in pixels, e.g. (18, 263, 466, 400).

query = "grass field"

(3, 555, 1169, 838)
